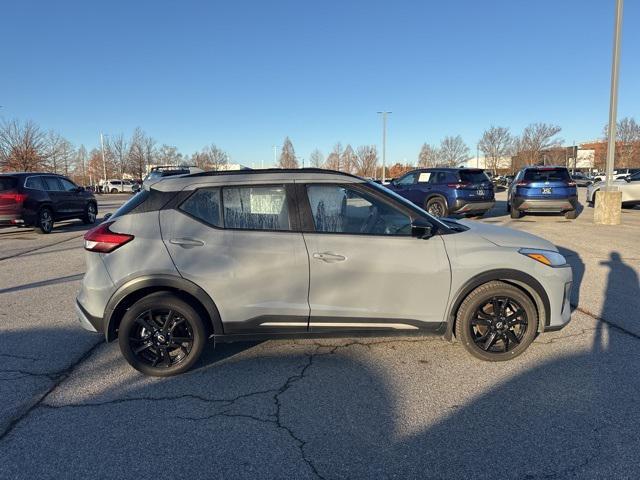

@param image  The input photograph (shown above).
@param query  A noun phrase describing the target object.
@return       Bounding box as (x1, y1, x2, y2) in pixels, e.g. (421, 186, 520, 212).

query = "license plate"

(542, 187, 552, 194)
(476, 189, 485, 196)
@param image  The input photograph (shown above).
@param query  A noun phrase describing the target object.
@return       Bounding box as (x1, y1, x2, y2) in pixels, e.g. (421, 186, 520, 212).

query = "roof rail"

(186, 167, 364, 180)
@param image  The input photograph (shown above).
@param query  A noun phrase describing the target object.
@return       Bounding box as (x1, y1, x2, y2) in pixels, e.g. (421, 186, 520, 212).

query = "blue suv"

(507, 166, 578, 219)
(387, 168, 495, 217)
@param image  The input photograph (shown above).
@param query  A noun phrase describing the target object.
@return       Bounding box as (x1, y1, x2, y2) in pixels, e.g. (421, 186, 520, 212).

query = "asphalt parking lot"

(1, 189, 639, 479)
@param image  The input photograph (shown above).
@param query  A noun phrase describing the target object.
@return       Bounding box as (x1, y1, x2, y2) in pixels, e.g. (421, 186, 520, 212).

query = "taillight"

(516, 181, 530, 187)
(0, 192, 27, 204)
(84, 221, 134, 253)
(447, 182, 471, 189)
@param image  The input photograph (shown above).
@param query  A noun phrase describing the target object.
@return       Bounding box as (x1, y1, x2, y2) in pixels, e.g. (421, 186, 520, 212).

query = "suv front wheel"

(118, 292, 207, 376)
(455, 281, 538, 361)
(36, 207, 54, 234)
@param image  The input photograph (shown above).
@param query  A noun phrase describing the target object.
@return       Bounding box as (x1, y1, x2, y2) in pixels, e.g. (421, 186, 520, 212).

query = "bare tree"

(76, 145, 88, 186)
(339, 144, 357, 173)
(278, 137, 298, 168)
(516, 123, 562, 166)
(58, 139, 75, 176)
(324, 142, 343, 170)
(0, 119, 49, 171)
(478, 126, 512, 174)
(156, 145, 183, 166)
(438, 135, 470, 167)
(417, 143, 439, 168)
(603, 117, 640, 168)
(45, 131, 65, 174)
(128, 128, 147, 180)
(197, 144, 229, 170)
(309, 149, 324, 168)
(107, 134, 128, 180)
(143, 135, 156, 170)
(354, 145, 378, 177)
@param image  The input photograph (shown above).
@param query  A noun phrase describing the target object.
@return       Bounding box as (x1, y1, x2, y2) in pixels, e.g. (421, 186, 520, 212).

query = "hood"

(455, 219, 557, 251)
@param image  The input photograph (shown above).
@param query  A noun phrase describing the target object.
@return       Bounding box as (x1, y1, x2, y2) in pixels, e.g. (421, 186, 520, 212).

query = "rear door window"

(222, 185, 291, 231)
(523, 169, 571, 182)
(0, 176, 18, 191)
(43, 176, 64, 191)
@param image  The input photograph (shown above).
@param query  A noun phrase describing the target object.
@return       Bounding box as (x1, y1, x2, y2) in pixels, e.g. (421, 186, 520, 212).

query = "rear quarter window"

(109, 190, 150, 219)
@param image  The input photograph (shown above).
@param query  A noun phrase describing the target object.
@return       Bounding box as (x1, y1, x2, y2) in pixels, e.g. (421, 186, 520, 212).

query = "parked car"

(0, 172, 97, 233)
(586, 170, 640, 208)
(507, 166, 578, 219)
(570, 172, 592, 187)
(386, 168, 495, 217)
(591, 168, 640, 184)
(103, 179, 137, 193)
(76, 168, 572, 376)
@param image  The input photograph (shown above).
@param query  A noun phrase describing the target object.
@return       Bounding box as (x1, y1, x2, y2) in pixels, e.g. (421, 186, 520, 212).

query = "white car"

(587, 171, 640, 208)
(591, 169, 640, 184)
(103, 179, 137, 193)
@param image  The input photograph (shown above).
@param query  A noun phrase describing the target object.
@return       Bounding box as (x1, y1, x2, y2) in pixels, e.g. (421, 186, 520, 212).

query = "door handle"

(170, 238, 205, 247)
(312, 252, 346, 263)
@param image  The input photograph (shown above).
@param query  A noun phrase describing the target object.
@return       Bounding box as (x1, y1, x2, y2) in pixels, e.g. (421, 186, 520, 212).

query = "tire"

(110, 188, 118, 194)
(510, 207, 522, 219)
(455, 281, 538, 362)
(118, 292, 207, 376)
(36, 207, 54, 234)
(565, 209, 577, 219)
(83, 202, 97, 224)
(425, 197, 447, 217)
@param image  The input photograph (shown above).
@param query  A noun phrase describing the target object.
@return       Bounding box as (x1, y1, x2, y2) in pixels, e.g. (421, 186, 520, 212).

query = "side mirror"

(625, 175, 631, 183)
(76, 186, 85, 192)
(411, 219, 434, 239)
(132, 184, 141, 192)
(103, 212, 112, 221)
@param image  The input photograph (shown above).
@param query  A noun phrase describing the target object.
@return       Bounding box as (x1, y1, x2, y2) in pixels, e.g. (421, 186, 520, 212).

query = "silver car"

(77, 169, 572, 376)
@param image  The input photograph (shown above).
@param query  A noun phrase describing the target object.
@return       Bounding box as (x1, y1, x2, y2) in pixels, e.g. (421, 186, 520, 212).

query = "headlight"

(519, 248, 568, 267)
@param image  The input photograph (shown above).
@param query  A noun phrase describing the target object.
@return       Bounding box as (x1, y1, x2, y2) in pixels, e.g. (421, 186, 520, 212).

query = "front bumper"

(512, 195, 578, 213)
(451, 199, 495, 214)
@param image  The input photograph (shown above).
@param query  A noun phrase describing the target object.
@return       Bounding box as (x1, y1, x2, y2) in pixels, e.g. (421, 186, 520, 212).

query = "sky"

(2, 0, 639, 168)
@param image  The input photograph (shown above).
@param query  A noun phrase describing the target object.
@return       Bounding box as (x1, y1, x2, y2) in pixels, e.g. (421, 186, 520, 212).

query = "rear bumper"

(0, 214, 24, 226)
(513, 195, 578, 212)
(451, 199, 495, 213)
(75, 299, 102, 333)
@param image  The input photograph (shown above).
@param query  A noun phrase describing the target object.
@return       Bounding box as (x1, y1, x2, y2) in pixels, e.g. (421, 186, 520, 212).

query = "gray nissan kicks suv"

(77, 169, 572, 376)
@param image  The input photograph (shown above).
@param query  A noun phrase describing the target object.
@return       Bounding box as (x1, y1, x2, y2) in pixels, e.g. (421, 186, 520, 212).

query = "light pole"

(377, 111, 391, 183)
(595, 0, 624, 225)
(100, 133, 107, 186)
(272, 145, 281, 168)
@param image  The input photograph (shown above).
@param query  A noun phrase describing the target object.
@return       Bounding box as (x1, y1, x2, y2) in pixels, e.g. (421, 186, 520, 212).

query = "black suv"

(0, 173, 98, 233)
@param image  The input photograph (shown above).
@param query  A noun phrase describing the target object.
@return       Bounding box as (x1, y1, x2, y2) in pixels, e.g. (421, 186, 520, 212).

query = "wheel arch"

(103, 275, 224, 342)
(425, 193, 449, 211)
(445, 269, 550, 341)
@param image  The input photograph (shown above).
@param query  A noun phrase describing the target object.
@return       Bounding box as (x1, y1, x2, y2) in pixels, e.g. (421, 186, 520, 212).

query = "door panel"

(302, 183, 451, 330)
(160, 186, 310, 334)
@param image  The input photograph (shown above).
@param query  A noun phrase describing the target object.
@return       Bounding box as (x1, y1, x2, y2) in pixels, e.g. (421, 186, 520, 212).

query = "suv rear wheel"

(36, 207, 54, 234)
(425, 197, 447, 217)
(118, 292, 207, 376)
(455, 281, 538, 361)
(83, 202, 97, 224)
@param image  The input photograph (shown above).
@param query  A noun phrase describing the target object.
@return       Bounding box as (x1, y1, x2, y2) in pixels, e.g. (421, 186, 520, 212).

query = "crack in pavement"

(0, 340, 102, 442)
(0, 353, 39, 362)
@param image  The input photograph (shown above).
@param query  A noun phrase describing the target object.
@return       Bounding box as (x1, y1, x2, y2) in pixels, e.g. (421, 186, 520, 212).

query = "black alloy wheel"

(456, 281, 538, 361)
(129, 309, 194, 368)
(37, 207, 54, 234)
(118, 293, 207, 376)
(470, 296, 527, 354)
